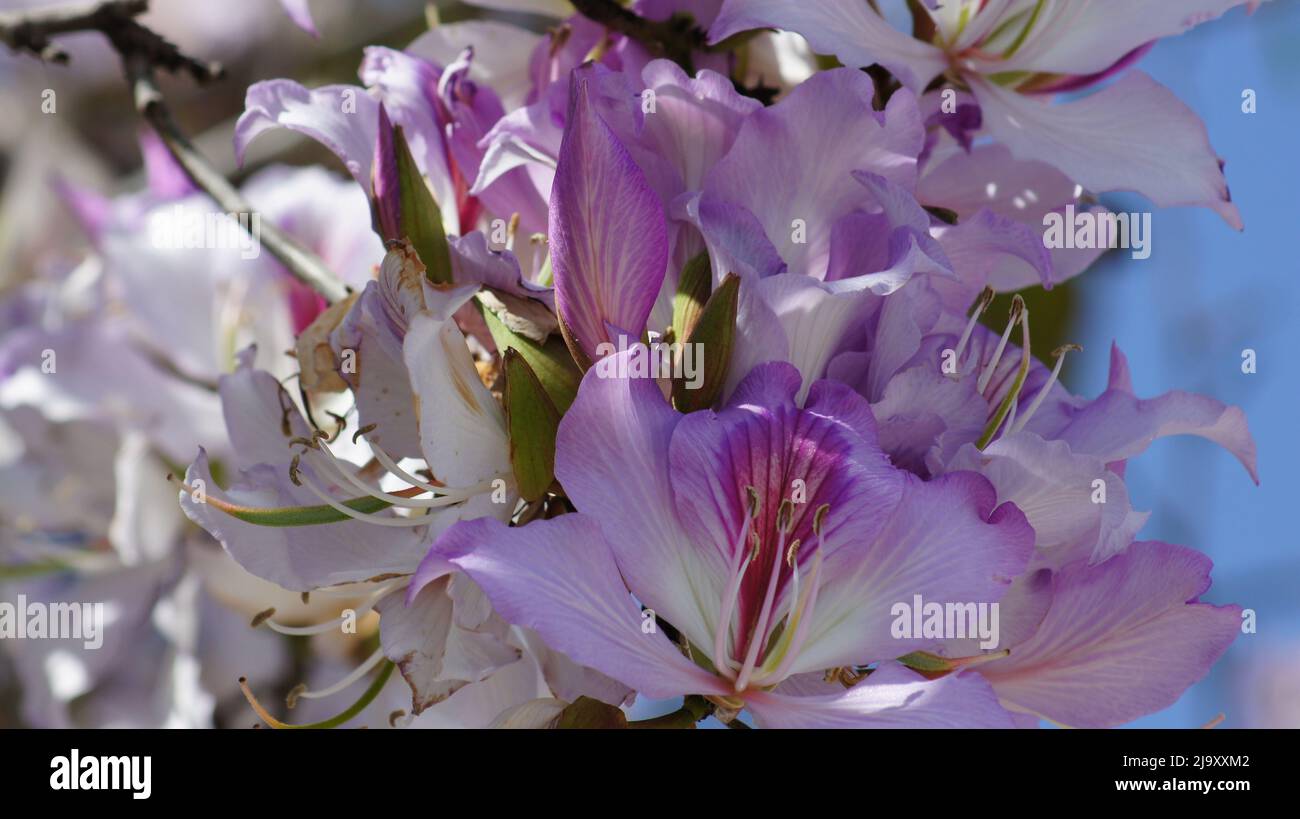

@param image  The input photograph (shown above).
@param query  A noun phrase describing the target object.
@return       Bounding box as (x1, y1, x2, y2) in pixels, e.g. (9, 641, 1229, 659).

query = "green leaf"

(671, 252, 712, 343)
(554, 696, 629, 729)
(504, 349, 562, 503)
(479, 297, 581, 413)
(394, 125, 452, 284)
(672, 272, 740, 413)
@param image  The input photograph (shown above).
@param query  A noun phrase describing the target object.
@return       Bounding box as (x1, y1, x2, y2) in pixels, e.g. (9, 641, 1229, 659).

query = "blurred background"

(0, 0, 1296, 727)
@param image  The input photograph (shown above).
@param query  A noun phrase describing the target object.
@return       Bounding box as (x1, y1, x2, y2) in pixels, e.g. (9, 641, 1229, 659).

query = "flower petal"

(402, 311, 512, 490)
(669, 366, 905, 660)
(555, 349, 725, 651)
(235, 81, 378, 188)
(747, 662, 1015, 728)
(549, 66, 668, 364)
(407, 20, 543, 111)
(1000, 0, 1255, 77)
(977, 542, 1242, 727)
(278, 0, 318, 37)
(376, 580, 455, 715)
(701, 69, 925, 279)
(870, 365, 986, 476)
(793, 471, 1034, 673)
(1023, 366, 1259, 485)
(709, 0, 948, 92)
(970, 71, 1241, 228)
(331, 243, 441, 460)
(735, 274, 876, 403)
(440, 516, 730, 698)
(946, 432, 1149, 569)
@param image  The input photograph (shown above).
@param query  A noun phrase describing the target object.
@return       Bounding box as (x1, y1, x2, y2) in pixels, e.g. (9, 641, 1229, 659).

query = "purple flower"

(411, 355, 1035, 726)
(710, 0, 1247, 227)
(237, 45, 516, 238)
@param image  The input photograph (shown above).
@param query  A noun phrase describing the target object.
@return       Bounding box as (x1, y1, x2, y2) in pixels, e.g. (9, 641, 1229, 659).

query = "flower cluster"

(1, 0, 1261, 728)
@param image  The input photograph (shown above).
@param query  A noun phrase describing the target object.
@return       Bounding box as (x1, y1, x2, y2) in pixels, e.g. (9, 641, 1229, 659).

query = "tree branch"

(0, 0, 348, 303)
(126, 58, 349, 302)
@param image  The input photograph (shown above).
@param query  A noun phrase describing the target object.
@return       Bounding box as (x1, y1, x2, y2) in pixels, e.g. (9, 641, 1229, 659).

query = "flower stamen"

(1010, 343, 1082, 433)
(258, 581, 407, 636)
(712, 487, 760, 680)
(734, 507, 791, 692)
(292, 646, 386, 704)
(977, 294, 1024, 395)
(950, 287, 995, 379)
(977, 299, 1032, 449)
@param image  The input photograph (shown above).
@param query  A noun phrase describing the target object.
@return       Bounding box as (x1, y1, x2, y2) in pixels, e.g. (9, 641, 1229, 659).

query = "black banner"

(1, 728, 1286, 807)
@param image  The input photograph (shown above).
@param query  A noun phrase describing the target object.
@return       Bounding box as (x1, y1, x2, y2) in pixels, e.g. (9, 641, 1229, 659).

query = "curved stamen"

(783, 538, 803, 624)
(301, 443, 436, 509)
(711, 487, 760, 680)
(977, 295, 1024, 395)
(297, 438, 500, 516)
(977, 301, 1032, 449)
(1000, 0, 1046, 59)
(752, 505, 830, 686)
(1010, 343, 1082, 434)
(505, 212, 520, 252)
(753, 538, 825, 687)
(261, 581, 406, 636)
(734, 500, 795, 692)
(293, 646, 386, 703)
(712, 516, 754, 681)
(239, 660, 395, 730)
(366, 439, 447, 493)
(303, 424, 466, 510)
(296, 472, 440, 527)
(300, 438, 442, 506)
(949, 287, 995, 379)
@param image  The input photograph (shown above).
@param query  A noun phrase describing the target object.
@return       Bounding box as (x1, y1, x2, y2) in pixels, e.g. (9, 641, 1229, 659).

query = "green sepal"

(479, 297, 581, 413)
(554, 696, 629, 729)
(671, 272, 740, 413)
(394, 124, 452, 284)
(671, 252, 712, 343)
(503, 349, 562, 503)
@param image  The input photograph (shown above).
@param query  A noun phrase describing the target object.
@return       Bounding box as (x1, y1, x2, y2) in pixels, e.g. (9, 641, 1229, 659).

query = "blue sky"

(1070, 0, 1300, 728)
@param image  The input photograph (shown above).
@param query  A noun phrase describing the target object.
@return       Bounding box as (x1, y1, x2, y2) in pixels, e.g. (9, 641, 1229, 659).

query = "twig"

(127, 58, 349, 302)
(1, 0, 144, 63)
(0, 0, 348, 303)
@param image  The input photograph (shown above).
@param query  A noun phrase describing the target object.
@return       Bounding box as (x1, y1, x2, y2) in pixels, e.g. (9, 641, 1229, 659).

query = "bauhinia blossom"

(410, 355, 1037, 727)
(710, 0, 1250, 227)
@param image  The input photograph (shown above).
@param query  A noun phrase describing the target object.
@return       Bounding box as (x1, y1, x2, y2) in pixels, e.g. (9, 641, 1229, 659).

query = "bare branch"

(0, 0, 215, 77)
(0, 0, 348, 303)
(126, 58, 350, 302)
